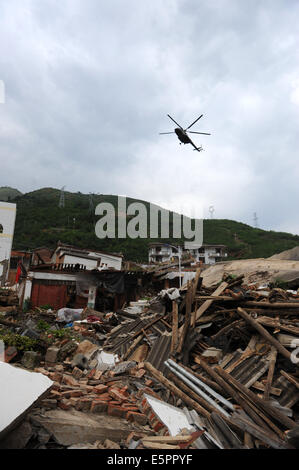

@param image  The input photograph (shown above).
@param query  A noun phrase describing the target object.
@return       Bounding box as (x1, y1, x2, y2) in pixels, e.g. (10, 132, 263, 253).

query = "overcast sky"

(1, 0, 299, 233)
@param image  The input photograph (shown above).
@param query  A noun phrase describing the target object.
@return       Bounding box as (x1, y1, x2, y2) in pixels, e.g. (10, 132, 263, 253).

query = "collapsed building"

(0, 252, 299, 450)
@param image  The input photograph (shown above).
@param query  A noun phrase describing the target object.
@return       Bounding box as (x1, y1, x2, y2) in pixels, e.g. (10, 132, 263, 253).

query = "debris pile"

(0, 271, 298, 450)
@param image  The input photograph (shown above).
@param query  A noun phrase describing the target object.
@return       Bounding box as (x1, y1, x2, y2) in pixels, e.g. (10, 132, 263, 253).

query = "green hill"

(0, 186, 23, 202)
(8, 187, 299, 263)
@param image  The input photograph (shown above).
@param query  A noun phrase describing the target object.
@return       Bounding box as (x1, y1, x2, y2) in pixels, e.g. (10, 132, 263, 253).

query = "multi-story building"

(149, 242, 227, 265)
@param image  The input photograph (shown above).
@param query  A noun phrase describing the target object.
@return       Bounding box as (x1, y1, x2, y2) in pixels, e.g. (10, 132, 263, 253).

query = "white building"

(149, 242, 227, 265)
(52, 243, 123, 271)
(0, 202, 16, 285)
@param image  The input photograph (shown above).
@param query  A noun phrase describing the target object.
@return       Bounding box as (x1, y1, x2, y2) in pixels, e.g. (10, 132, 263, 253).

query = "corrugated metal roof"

(147, 333, 172, 375)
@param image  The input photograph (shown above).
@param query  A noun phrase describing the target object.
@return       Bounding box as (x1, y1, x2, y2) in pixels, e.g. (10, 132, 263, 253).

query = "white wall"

(63, 253, 122, 271)
(0, 202, 16, 285)
(99, 253, 122, 270)
(63, 254, 98, 270)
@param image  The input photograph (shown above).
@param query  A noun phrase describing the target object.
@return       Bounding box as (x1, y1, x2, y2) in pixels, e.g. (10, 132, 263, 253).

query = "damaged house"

(17, 242, 149, 312)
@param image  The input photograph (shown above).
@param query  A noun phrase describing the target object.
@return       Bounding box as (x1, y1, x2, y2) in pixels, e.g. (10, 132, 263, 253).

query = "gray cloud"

(0, 0, 299, 233)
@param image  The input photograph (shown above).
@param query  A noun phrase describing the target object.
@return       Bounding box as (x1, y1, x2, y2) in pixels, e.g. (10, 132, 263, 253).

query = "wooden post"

(236, 307, 293, 362)
(177, 288, 191, 354)
(122, 334, 143, 360)
(170, 301, 179, 354)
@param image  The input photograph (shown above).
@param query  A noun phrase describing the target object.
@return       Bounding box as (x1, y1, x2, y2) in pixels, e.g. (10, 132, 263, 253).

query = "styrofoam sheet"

(0, 362, 53, 436)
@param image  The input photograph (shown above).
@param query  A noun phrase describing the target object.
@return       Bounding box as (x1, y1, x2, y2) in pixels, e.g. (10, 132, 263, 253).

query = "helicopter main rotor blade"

(159, 132, 175, 134)
(167, 114, 184, 130)
(188, 131, 211, 135)
(185, 114, 203, 130)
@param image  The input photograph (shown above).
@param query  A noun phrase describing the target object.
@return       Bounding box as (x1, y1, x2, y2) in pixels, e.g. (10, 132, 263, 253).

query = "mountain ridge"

(1, 186, 299, 262)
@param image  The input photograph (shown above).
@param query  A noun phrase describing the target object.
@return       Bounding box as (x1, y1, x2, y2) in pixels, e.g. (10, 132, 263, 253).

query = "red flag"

(15, 263, 22, 283)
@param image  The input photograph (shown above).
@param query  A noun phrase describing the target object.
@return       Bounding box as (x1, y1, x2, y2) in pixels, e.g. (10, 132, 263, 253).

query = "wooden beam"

(194, 357, 284, 437)
(144, 362, 211, 419)
(215, 365, 296, 430)
(230, 414, 292, 449)
(236, 307, 293, 362)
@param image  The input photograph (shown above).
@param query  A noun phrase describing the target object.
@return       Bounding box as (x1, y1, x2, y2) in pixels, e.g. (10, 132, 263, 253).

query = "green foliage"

(0, 329, 38, 351)
(23, 298, 32, 313)
(0, 186, 23, 202)
(39, 304, 53, 310)
(9, 187, 299, 262)
(37, 319, 51, 331)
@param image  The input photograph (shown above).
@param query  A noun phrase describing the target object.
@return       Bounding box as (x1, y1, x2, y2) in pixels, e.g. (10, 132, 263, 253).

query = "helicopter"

(159, 114, 211, 152)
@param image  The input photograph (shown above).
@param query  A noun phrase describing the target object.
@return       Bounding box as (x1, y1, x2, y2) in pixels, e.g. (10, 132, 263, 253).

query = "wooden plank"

(177, 288, 192, 354)
(251, 381, 281, 397)
(264, 348, 277, 401)
(230, 414, 292, 449)
(170, 301, 179, 354)
(190, 270, 200, 328)
(191, 268, 201, 304)
(195, 281, 228, 322)
(142, 435, 191, 443)
(142, 441, 180, 450)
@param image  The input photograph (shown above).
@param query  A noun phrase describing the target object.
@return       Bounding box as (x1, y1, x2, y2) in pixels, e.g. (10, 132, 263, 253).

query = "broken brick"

(75, 397, 92, 412)
(62, 374, 79, 387)
(58, 399, 71, 410)
(107, 405, 127, 419)
(94, 384, 109, 395)
(72, 367, 83, 380)
(91, 399, 108, 413)
(126, 411, 148, 426)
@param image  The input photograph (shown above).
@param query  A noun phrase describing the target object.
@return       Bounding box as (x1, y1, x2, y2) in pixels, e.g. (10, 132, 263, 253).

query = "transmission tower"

(58, 186, 66, 208)
(253, 212, 259, 228)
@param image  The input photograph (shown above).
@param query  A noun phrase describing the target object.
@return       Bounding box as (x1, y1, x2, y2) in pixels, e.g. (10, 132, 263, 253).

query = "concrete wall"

(0, 202, 16, 286)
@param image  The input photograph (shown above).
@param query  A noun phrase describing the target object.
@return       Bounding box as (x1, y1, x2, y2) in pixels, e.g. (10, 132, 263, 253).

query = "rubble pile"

(0, 271, 299, 450)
